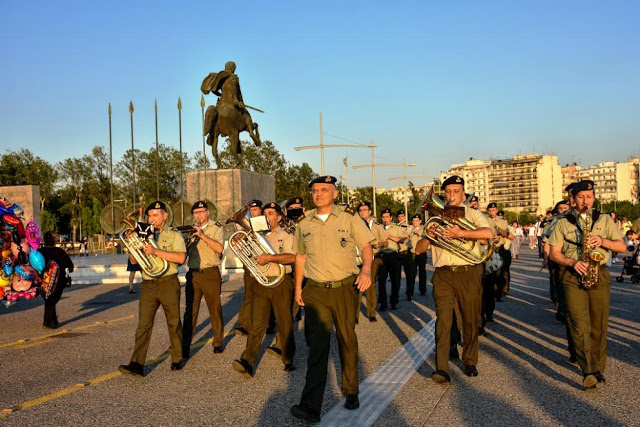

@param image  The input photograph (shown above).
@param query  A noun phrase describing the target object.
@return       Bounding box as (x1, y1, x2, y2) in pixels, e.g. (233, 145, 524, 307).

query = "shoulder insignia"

(215, 221, 222, 227)
(344, 206, 355, 215)
(296, 212, 306, 223)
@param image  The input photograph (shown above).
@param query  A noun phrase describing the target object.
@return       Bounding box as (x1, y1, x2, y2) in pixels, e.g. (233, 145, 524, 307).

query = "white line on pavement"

(320, 317, 437, 427)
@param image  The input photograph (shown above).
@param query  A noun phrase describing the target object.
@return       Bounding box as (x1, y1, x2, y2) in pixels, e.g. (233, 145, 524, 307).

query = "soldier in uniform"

(182, 201, 225, 357)
(378, 208, 405, 310)
(233, 202, 296, 377)
(355, 201, 387, 322)
(486, 203, 514, 303)
(119, 201, 187, 377)
(415, 176, 492, 382)
(397, 210, 416, 301)
(409, 214, 428, 296)
(234, 199, 263, 336)
(468, 195, 480, 210)
(549, 180, 625, 390)
(290, 176, 374, 423)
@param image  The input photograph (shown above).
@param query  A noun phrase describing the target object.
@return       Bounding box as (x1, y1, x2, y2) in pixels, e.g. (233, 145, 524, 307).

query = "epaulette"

(215, 221, 222, 227)
(296, 212, 306, 223)
(344, 206, 355, 215)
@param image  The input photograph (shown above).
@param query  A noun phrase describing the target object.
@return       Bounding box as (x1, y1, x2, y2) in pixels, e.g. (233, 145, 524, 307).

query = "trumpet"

(176, 223, 209, 249)
(417, 187, 494, 265)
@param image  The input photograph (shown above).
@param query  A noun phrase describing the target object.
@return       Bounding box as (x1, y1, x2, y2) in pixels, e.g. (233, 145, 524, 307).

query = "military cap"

(191, 200, 208, 212)
(554, 200, 570, 211)
(564, 183, 576, 192)
(497, 210, 505, 217)
(396, 209, 405, 216)
(248, 199, 262, 208)
(441, 175, 464, 190)
(285, 197, 304, 208)
(470, 195, 479, 202)
(357, 201, 372, 210)
(571, 180, 595, 196)
(145, 200, 167, 214)
(411, 214, 422, 220)
(262, 202, 283, 215)
(308, 175, 337, 188)
(381, 208, 392, 215)
(487, 202, 498, 209)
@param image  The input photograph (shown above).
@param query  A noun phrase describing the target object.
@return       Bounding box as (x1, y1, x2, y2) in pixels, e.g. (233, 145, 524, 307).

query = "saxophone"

(580, 211, 605, 289)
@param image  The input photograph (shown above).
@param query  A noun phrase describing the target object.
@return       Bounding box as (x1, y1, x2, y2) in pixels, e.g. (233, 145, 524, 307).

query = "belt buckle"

(324, 282, 333, 288)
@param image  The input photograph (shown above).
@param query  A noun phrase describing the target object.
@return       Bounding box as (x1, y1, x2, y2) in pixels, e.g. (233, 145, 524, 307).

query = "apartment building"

(440, 154, 563, 214)
(561, 157, 640, 204)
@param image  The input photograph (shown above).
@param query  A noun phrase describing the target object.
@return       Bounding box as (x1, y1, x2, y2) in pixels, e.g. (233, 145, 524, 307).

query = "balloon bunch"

(0, 197, 58, 308)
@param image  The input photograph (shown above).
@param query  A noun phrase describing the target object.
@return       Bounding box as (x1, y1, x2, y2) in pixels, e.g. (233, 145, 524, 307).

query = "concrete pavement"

(1, 246, 639, 426)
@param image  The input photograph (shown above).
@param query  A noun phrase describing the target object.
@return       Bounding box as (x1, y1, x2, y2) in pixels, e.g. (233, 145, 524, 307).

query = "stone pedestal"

(186, 169, 275, 221)
(0, 185, 41, 228)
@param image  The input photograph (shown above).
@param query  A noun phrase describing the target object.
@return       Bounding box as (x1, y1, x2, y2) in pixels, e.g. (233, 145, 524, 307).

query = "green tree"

(40, 210, 58, 234)
(0, 149, 58, 209)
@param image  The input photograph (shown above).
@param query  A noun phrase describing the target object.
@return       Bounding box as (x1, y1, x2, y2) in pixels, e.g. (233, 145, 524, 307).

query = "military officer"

(119, 201, 187, 377)
(486, 203, 514, 303)
(378, 208, 405, 310)
(285, 196, 306, 321)
(233, 202, 296, 377)
(290, 175, 374, 423)
(549, 180, 625, 390)
(415, 176, 492, 382)
(234, 199, 263, 336)
(396, 210, 416, 301)
(409, 214, 428, 296)
(468, 195, 480, 210)
(182, 201, 225, 357)
(355, 201, 387, 322)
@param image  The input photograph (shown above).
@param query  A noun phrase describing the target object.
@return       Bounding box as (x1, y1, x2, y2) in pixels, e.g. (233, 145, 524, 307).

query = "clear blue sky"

(2, 1, 639, 188)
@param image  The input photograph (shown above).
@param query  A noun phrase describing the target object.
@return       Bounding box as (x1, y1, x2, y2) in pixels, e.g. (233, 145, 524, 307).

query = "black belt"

(307, 275, 356, 289)
(191, 265, 220, 274)
(437, 265, 476, 272)
(143, 273, 178, 284)
(398, 250, 409, 255)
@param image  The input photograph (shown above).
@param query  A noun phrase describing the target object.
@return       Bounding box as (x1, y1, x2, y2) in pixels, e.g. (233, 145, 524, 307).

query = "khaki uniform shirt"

(397, 224, 411, 252)
(367, 219, 387, 255)
(381, 223, 404, 253)
(143, 227, 186, 281)
(431, 206, 491, 267)
(266, 226, 295, 274)
(486, 215, 510, 249)
(409, 224, 424, 254)
(548, 210, 623, 264)
(294, 205, 375, 282)
(188, 220, 223, 270)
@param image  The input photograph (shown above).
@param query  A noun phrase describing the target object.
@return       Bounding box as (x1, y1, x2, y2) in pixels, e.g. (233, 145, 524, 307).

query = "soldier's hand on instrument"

(573, 260, 588, 275)
(256, 254, 270, 265)
(355, 269, 371, 292)
(588, 235, 603, 248)
(444, 225, 463, 239)
(143, 244, 156, 256)
(194, 226, 205, 239)
(295, 288, 305, 307)
(426, 224, 437, 239)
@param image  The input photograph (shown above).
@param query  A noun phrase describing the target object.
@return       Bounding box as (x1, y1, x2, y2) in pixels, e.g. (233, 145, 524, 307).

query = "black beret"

(357, 201, 372, 210)
(248, 199, 262, 208)
(497, 210, 505, 216)
(285, 197, 304, 208)
(191, 200, 208, 212)
(441, 175, 464, 190)
(411, 214, 422, 220)
(471, 195, 479, 202)
(564, 183, 576, 192)
(487, 202, 498, 209)
(396, 210, 405, 216)
(262, 202, 283, 215)
(554, 200, 570, 210)
(381, 208, 392, 215)
(571, 180, 595, 196)
(145, 200, 167, 214)
(308, 175, 337, 188)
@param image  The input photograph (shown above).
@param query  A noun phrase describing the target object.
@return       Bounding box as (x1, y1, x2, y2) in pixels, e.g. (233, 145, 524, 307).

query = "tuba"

(416, 186, 494, 265)
(580, 210, 605, 289)
(119, 215, 168, 278)
(226, 204, 286, 288)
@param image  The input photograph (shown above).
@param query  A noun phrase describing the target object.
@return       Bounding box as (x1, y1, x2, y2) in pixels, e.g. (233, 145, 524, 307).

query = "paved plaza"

(1, 246, 639, 426)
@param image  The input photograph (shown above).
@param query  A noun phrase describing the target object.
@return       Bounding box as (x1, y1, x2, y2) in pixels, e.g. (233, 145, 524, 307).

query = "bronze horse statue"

(201, 62, 262, 168)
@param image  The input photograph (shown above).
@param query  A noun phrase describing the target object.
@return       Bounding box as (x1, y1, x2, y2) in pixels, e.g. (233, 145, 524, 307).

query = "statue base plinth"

(0, 185, 41, 229)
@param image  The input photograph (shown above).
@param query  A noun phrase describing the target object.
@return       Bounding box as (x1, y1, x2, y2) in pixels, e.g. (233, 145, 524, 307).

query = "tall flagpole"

(155, 98, 160, 200)
(129, 101, 136, 210)
(108, 103, 115, 238)
(200, 95, 207, 199)
(178, 97, 185, 225)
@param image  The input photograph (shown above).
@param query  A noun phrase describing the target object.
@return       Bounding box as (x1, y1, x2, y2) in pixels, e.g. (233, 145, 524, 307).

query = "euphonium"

(226, 204, 286, 288)
(119, 215, 168, 278)
(416, 186, 494, 265)
(580, 210, 605, 289)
